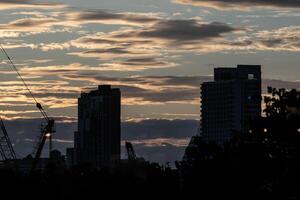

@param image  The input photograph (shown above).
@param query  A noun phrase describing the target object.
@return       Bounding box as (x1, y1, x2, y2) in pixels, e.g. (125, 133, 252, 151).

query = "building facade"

(201, 65, 261, 145)
(66, 148, 74, 168)
(75, 85, 121, 168)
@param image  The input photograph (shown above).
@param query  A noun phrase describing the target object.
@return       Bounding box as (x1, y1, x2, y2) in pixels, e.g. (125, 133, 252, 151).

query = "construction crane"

(0, 44, 55, 172)
(0, 116, 17, 163)
(125, 142, 137, 161)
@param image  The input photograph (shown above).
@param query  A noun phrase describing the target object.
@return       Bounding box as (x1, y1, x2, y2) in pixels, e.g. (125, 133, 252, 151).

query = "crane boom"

(0, 45, 49, 120)
(0, 44, 54, 172)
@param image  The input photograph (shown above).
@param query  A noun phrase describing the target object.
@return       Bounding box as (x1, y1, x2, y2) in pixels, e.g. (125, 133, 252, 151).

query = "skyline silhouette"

(0, 84, 299, 198)
(0, 0, 299, 167)
(1, 1, 300, 198)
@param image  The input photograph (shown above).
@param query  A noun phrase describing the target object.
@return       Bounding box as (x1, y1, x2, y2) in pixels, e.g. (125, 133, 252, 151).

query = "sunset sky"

(0, 0, 300, 163)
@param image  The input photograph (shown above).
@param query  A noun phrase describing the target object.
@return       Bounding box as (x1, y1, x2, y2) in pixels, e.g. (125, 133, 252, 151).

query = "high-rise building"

(74, 85, 121, 168)
(201, 65, 261, 145)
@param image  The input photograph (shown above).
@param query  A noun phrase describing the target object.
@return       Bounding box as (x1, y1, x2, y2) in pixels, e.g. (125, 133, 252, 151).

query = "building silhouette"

(66, 148, 74, 168)
(201, 65, 261, 145)
(74, 85, 121, 168)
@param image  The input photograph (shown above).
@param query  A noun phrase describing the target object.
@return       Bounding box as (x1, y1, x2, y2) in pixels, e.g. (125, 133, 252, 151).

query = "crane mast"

(0, 44, 55, 172)
(125, 142, 137, 161)
(0, 117, 17, 162)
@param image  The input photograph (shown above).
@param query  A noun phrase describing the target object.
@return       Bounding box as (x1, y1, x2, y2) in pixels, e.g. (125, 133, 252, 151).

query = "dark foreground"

(1, 139, 300, 200)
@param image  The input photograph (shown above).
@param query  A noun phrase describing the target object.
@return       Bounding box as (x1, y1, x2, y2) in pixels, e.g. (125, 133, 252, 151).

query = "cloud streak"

(1, 68, 300, 120)
(0, 0, 65, 10)
(67, 19, 241, 63)
(173, 0, 300, 10)
(66, 10, 161, 26)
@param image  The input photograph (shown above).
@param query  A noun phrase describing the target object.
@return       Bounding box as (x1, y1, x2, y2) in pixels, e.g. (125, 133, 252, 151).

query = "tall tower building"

(201, 65, 261, 145)
(75, 85, 121, 168)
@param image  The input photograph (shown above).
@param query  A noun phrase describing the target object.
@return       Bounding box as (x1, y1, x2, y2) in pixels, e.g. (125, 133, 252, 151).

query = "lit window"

(248, 74, 255, 80)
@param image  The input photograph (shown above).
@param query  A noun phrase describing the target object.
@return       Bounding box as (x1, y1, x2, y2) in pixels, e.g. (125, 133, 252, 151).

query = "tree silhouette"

(264, 87, 300, 118)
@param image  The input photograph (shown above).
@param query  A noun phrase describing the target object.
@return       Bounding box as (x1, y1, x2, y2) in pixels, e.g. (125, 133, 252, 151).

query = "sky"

(0, 0, 300, 164)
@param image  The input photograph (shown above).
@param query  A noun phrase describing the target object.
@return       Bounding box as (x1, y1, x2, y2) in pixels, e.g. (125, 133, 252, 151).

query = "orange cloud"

(0, 0, 65, 10)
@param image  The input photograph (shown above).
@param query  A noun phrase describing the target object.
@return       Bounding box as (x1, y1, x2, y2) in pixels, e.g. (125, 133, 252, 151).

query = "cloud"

(72, 20, 240, 47)
(5, 11, 298, 55)
(0, 10, 161, 38)
(254, 26, 300, 51)
(0, 17, 74, 37)
(0, 18, 58, 33)
(0, 73, 206, 120)
(1, 65, 300, 120)
(60, 74, 209, 105)
(0, 0, 65, 10)
(97, 58, 177, 71)
(66, 10, 161, 26)
(17, 59, 176, 74)
(4, 117, 197, 164)
(173, 0, 300, 10)
(134, 20, 239, 43)
(4, 22, 299, 54)
(62, 73, 300, 106)
(3, 117, 76, 157)
(122, 119, 198, 140)
(263, 79, 300, 91)
(124, 138, 190, 147)
(68, 47, 158, 60)
(67, 19, 241, 62)
(0, 10, 162, 38)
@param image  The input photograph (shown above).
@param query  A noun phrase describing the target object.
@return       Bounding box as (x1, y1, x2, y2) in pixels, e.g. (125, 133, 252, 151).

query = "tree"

(264, 87, 300, 118)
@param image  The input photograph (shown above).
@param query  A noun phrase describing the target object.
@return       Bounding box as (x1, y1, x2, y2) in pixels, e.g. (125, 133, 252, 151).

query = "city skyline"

(0, 0, 300, 164)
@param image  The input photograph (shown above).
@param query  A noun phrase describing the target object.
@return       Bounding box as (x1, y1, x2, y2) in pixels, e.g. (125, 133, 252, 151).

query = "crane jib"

(0, 43, 55, 172)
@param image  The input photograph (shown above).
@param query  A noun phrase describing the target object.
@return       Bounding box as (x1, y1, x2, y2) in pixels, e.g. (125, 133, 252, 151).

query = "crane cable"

(0, 44, 49, 121)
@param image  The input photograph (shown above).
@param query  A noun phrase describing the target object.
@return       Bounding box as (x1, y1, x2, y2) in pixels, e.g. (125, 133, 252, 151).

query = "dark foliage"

(178, 88, 300, 199)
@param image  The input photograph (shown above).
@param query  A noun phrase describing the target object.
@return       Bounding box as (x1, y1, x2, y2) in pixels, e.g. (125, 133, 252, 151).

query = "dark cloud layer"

(4, 118, 198, 164)
(139, 20, 237, 41)
(68, 19, 240, 60)
(68, 10, 160, 25)
(122, 119, 198, 140)
(4, 118, 76, 158)
(174, 0, 300, 9)
(109, 20, 239, 45)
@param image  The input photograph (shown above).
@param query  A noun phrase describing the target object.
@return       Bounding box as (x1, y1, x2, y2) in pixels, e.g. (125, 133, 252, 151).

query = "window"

(248, 74, 255, 80)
